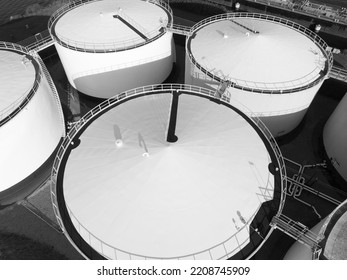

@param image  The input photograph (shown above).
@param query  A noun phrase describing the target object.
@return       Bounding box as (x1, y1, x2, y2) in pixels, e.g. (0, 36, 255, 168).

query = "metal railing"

(329, 65, 347, 82)
(16, 30, 54, 52)
(167, 23, 192, 36)
(187, 13, 333, 94)
(20, 175, 63, 234)
(195, 72, 317, 116)
(244, 0, 347, 25)
(66, 203, 261, 260)
(71, 51, 172, 80)
(48, 0, 173, 53)
(191, 61, 324, 92)
(271, 213, 323, 249)
(0, 42, 41, 126)
(0, 40, 30, 53)
(225, 91, 311, 116)
(0, 42, 65, 130)
(33, 53, 66, 137)
(285, 176, 342, 206)
(50, 83, 287, 260)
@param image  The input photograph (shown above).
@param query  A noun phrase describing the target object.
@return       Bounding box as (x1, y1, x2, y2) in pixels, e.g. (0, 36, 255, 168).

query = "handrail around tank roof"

(187, 13, 333, 94)
(50, 83, 286, 260)
(48, 0, 173, 53)
(71, 51, 172, 80)
(33, 53, 66, 137)
(329, 65, 347, 82)
(0, 42, 41, 126)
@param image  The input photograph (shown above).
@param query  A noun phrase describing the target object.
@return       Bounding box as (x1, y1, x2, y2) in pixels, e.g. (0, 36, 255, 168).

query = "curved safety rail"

(329, 65, 347, 82)
(50, 83, 287, 260)
(71, 51, 171, 80)
(187, 13, 333, 94)
(20, 30, 54, 52)
(33, 53, 66, 137)
(0, 42, 41, 127)
(48, 0, 173, 53)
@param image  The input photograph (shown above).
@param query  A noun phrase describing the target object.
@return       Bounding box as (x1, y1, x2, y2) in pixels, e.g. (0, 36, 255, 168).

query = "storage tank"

(316, 199, 347, 260)
(185, 13, 333, 137)
(48, 0, 175, 98)
(323, 92, 347, 182)
(283, 218, 326, 260)
(0, 42, 65, 205)
(51, 84, 286, 259)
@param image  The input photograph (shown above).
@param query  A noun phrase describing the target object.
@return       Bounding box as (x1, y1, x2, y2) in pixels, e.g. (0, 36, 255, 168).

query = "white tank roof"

(190, 16, 328, 90)
(0, 49, 35, 116)
(53, 0, 169, 50)
(62, 92, 277, 259)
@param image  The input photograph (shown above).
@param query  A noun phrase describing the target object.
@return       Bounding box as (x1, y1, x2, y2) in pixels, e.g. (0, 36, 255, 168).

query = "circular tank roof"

(0, 48, 35, 118)
(54, 86, 284, 259)
(52, 0, 170, 51)
(188, 15, 329, 91)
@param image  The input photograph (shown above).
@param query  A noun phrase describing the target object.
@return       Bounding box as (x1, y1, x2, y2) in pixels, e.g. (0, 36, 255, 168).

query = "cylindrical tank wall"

(0, 74, 64, 191)
(323, 92, 347, 181)
(185, 54, 324, 137)
(55, 33, 174, 98)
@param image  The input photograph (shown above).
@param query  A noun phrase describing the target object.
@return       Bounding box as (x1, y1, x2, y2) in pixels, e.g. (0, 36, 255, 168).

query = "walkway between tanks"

(0, 2, 346, 260)
(330, 66, 347, 82)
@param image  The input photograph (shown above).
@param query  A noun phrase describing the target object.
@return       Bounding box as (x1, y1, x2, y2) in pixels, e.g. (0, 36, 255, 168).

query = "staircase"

(329, 66, 347, 82)
(271, 214, 323, 250)
(34, 54, 66, 136)
(215, 80, 230, 99)
(19, 30, 54, 52)
(66, 83, 81, 121)
(167, 24, 192, 36)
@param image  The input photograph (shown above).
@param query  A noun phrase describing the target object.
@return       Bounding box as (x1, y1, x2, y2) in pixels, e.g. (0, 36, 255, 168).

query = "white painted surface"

(185, 57, 324, 136)
(190, 18, 326, 89)
(63, 93, 275, 258)
(0, 67, 64, 191)
(54, 0, 168, 50)
(324, 92, 347, 181)
(55, 32, 174, 97)
(0, 49, 35, 114)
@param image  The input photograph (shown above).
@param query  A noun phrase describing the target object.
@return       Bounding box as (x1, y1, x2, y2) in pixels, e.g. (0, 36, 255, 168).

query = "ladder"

(271, 214, 323, 251)
(167, 24, 192, 36)
(329, 65, 347, 82)
(215, 80, 230, 99)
